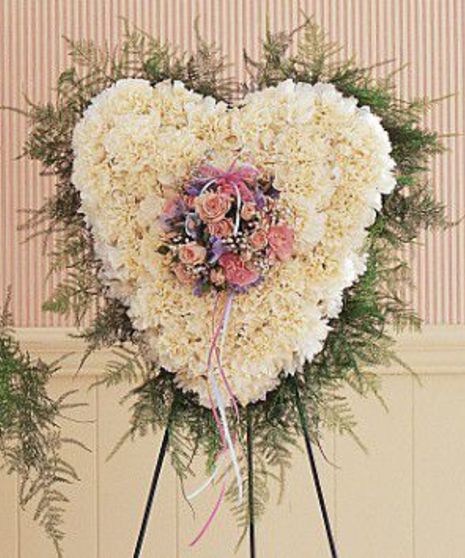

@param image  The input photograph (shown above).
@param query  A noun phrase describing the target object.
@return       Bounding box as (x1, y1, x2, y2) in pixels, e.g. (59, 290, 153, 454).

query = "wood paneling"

(1, 325, 465, 557)
(335, 377, 414, 557)
(414, 375, 465, 558)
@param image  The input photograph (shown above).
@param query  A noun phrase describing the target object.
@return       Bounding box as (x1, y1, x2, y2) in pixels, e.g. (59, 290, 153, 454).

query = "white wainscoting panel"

(0, 325, 464, 557)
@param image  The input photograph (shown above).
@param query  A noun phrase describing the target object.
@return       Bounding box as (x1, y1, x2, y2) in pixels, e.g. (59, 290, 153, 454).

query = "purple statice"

(185, 183, 203, 197)
(158, 215, 174, 232)
(171, 196, 187, 216)
(254, 188, 266, 210)
(208, 237, 228, 264)
(193, 277, 206, 297)
(267, 184, 281, 199)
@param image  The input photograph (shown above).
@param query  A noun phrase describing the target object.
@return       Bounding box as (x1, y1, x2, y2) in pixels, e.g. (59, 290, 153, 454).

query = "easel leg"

(294, 380, 339, 558)
(133, 426, 170, 558)
(247, 408, 257, 558)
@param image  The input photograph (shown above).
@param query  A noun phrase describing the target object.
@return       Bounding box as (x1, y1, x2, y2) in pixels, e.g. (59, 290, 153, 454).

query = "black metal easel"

(246, 408, 257, 558)
(133, 427, 170, 558)
(294, 380, 339, 558)
(133, 388, 338, 558)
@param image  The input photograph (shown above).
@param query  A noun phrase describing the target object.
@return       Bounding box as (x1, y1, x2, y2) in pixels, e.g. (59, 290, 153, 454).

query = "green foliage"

(0, 291, 82, 556)
(16, 18, 448, 545)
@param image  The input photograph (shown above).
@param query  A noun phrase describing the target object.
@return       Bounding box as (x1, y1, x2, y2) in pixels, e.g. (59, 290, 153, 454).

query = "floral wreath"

(1, 19, 446, 554)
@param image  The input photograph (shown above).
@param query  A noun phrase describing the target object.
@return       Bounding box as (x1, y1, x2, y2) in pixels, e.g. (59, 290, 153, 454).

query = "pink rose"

(162, 194, 185, 219)
(210, 268, 226, 286)
(219, 253, 259, 288)
(268, 224, 295, 262)
(174, 263, 195, 286)
(179, 242, 207, 265)
(249, 228, 268, 251)
(207, 218, 234, 238)
(241, 202, 257, 221)
(195, 192, 231, 223)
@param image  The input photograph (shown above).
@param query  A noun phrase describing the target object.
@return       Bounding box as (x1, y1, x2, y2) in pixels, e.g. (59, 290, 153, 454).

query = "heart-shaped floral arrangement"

(15, 21, 447, 553)
(72, 78, 395, 406)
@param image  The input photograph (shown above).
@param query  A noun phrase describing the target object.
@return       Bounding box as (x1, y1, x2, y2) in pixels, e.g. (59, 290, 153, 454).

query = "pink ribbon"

(189, 290, 243, 546)
(189, 482, 227, 547)
(197, 161, 258, 205)
(197, 159, 258, 185)
(207, 291, 242, 495)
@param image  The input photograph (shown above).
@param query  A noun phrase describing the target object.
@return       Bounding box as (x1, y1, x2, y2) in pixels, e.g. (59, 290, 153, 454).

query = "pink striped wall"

(1, 0, 463, 326)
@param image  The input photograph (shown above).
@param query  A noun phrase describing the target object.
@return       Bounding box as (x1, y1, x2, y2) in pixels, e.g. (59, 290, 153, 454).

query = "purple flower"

(254, 189, 266, 210)
(162, 195, 186, 218)
(267, 184, 281, 199)
(209, 237, 228, 264)
(186, 184, 203, 196)
(159, 215, 174, 232)
(193, 278, 205, 297)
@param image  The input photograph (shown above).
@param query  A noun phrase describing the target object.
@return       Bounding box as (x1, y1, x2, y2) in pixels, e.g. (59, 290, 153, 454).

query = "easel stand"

(133, 427, 170, 558)
(133, 387, 339, 558)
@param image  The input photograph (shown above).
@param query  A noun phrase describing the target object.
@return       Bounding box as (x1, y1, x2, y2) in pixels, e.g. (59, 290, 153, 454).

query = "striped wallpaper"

(1, 0, 463, 326)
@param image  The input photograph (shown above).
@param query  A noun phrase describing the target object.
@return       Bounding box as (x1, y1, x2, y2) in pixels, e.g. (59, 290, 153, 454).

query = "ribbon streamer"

(189, 482, 227, 547)
(209, 370, 243, 502)
(189, 162, 251, 545)
(207, 290, 242, 501)
(187, 451, 226, 501)
(189, 290, 243, 546)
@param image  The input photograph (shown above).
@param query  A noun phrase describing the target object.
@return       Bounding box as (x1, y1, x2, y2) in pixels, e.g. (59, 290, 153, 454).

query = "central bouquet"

(159, 162, 294, 295)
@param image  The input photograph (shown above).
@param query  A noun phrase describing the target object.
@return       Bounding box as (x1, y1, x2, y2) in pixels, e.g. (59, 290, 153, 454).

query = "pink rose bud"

(268, 224, 295, 262)
(162, 194, 184, 219)
(249, 228, 268, 250)
(179, 242, 207, 265)
(207, 218, 234, 238)
(219, 253, 259, 288)
(174, 263, 195, 286)
(241, 202, 257, 221)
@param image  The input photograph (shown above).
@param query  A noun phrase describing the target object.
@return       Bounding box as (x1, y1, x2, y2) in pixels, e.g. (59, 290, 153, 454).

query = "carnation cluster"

(72, 78, 396, 406)
(158, 163, 295, 295)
